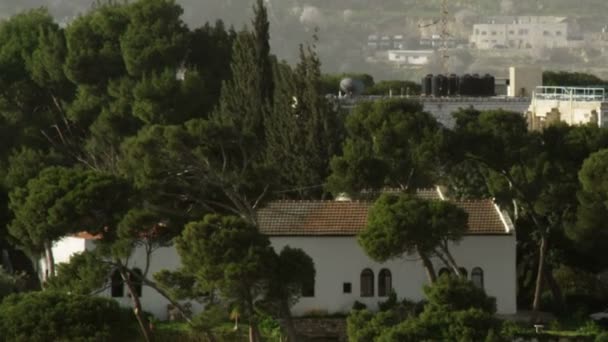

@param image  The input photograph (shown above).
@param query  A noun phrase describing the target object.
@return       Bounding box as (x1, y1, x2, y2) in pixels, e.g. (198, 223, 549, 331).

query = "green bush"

(0, 291, 137, 342)
(352, 300, 367, 311)
(348, 276, 501, 342)
(0, 267, 26, 300)
(596, 332, 608, 342)
(423, 275, 496, 314)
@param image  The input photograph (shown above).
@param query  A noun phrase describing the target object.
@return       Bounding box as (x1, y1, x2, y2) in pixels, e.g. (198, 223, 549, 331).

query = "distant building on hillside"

(527, 86, 608, 130)
(470, 16, 581, 50)
(368, 34, 409, 50)
(387, 50, 434, 67)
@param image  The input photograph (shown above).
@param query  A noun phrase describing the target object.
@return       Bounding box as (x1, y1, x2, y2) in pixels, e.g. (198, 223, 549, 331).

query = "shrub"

(352, 301, 367, 311)
(347, 309, 402, 342)
(423, 275, 496, 314)
(596, 332, 608, 342)
(0, 291, 136, 342)
(0, 267, 26, 300)
(348, 277, 501, 342)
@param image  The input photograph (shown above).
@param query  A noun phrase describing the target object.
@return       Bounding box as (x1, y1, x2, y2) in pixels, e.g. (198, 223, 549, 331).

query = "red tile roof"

(257, 197, 511, 236)
(72, 232, 103, 240)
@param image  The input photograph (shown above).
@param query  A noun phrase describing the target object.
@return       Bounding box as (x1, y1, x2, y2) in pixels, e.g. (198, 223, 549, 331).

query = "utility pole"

(439, 0, 450, 74)
(418, 0, 450, 74)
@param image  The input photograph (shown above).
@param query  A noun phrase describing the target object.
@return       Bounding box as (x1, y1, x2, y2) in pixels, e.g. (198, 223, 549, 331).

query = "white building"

(470, 16, 579, 50)
(39, 233, 201, 320)
(527, 86, 608, 130)
(256, 189, 517, 315)
(387, 50, 434, 67)
(43, 190, 517, 319)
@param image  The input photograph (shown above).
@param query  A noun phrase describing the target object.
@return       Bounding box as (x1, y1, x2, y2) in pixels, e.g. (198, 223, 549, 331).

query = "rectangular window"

(491, 31, 496, 36)
(343, 282, 352, 294)
(556, 31, 562, 36)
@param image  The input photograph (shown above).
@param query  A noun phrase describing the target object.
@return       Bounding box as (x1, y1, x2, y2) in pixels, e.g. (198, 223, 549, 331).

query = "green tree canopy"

(175, 214, 275, 341)
(327, 99, 442, 196)
(359, 193, 468, 283)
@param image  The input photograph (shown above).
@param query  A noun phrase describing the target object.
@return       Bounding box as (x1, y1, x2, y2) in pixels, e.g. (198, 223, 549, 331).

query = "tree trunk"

(438, 245, 462, 278)
(280, 300, 299, 342)
(247, 299, 261, 342)
(140, 278, 193, 324)
(43, 240, 55, 281)
(544, 265, 563, 312)
(532, 235, 548, 312)
(120, 267, 152, 342)
(420, 252, 437, 284)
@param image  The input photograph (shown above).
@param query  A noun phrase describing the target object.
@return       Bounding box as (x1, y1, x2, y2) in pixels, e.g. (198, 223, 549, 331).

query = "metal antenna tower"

(439, 0, 450, 74)
(418, 0, 451, 73)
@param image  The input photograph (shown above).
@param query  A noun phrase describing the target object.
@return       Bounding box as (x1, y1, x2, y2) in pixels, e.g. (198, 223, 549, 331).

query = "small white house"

(42, 189, 517, 319)
(39, 233, 197, 320)
(257, 190, 517, 315)
(387, 50, 434, 66)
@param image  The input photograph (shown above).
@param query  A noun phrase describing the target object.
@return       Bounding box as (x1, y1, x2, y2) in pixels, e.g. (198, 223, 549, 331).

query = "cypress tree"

(253, 0, 274, 105)
(265, 42, 343, 198)
(213, 0, 274, 142)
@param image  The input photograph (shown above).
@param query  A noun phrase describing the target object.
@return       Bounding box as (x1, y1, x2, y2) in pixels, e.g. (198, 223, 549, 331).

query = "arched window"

(471, 267, 484, 289)
(378, 269, 392, 297)
(360, 269, 374, 297)
(111, 270, 124, 298)
(459, 267, 468, 279)
(129, 268, 143, 297)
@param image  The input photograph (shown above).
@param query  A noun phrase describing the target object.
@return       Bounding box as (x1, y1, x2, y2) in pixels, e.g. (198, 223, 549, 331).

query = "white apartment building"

(387, 50, 434, 66)
(470, 16, 579, 50)
(527, 86, 608, 130)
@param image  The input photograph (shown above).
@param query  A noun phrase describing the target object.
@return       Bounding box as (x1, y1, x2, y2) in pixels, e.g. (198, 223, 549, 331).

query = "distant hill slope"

(1, 0, 607, 77)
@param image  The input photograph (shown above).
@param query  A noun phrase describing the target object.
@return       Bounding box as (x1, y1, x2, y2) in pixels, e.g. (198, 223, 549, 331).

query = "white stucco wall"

(45, 231, 517, 319)
(269, 235, 517, 316)
(98, 245, 202, 320)
(39, 237, 87, 280)
(43, 239, 200, 320)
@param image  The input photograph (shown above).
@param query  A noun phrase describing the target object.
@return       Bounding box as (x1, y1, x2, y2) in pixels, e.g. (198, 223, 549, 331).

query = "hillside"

(1, 0, 607, 78)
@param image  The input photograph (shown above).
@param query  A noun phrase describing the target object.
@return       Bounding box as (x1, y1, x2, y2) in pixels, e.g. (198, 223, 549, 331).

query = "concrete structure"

(387, 50, 434, 67)
(257, 189, 518, 315)
(527, 86, 608, 130)
(508, 66, 543, 97)
(470, 16, 579, 50)
(339, 96, 531, 128)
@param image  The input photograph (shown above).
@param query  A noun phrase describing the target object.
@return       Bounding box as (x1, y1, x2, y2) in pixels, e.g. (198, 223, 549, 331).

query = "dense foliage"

(347, 276, 500, 342)
(0, 291, 136, 342)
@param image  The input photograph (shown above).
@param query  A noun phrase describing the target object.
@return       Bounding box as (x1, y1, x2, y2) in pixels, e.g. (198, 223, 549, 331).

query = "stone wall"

(292, 318, 347, 341)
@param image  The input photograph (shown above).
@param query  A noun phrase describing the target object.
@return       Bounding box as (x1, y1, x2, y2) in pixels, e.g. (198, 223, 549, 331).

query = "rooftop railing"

(534, 86, 606, 102)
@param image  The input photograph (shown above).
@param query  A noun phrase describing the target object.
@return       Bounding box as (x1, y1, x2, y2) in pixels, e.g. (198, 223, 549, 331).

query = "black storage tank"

(471, 74, 481, 97)
(482, 74, 495, 97)
(431, 74, 444, 97)
(422, 74, 433, 96)
(459, 74, 472, 96)
(448, 74, 459, 96)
